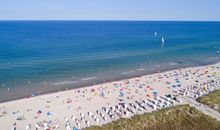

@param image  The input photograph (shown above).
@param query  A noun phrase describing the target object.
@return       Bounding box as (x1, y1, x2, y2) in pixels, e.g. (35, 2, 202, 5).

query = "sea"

(0, 21, 220, 102)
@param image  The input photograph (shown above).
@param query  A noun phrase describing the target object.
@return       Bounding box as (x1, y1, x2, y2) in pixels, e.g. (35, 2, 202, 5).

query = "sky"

(0, 0, 220, 21)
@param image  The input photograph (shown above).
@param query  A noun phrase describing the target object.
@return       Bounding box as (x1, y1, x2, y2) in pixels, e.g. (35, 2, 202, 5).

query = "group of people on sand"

(19, 93, 182, 130)
(4, 64, 220, 130)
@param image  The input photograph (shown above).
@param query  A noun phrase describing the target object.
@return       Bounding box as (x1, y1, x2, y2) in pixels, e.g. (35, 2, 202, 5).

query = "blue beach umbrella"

(119, 91, 124, 97)
(47, 112, 52, 116)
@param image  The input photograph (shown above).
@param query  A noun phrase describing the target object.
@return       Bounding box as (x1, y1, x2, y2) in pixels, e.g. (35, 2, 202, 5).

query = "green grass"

(197, 89, 220, 113)
(84, 105, 220, 130)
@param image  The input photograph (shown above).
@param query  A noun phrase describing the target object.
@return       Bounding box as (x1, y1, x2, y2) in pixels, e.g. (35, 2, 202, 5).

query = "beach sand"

(0, 62, 220, 129)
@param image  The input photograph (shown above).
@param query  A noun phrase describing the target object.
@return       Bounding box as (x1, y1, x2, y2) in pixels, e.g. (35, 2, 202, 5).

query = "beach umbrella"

(99, 91, 104, 97)
(37, 110, 42, 114)
(91, 89, 95, 92)
(47, 112, 52, 116)
(119, 91, 124, 97)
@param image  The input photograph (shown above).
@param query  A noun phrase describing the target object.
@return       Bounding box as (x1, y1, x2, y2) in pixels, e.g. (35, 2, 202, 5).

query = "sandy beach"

(0, 62, 220, 130)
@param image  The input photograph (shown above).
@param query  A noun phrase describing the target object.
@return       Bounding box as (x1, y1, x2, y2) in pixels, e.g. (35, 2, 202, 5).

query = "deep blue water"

(0, 21, 220, 101)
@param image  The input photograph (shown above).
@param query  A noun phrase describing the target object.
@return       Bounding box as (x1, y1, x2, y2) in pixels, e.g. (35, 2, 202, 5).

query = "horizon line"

(0, 19, 220, 22)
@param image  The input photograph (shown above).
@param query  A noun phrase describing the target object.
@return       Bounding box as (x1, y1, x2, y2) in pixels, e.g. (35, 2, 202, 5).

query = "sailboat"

(161, 37, 165, 47)
(154, 32, 157, 36)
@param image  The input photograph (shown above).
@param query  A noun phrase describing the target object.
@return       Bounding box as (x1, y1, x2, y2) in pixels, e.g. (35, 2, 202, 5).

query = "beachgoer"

(12, 123, 16, 130)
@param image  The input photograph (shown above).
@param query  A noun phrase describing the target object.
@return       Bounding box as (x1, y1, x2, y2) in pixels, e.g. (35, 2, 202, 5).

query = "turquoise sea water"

(0, 21, 220, 102)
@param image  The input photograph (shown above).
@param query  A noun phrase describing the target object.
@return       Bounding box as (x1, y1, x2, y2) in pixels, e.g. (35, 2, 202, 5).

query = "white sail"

(154, 32, 157, 36)
(161, 37, 165, 47)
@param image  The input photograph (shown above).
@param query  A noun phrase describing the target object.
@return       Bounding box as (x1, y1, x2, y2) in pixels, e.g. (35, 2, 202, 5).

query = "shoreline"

(0, 61, 220, 129)
(0, 61, 218, 103)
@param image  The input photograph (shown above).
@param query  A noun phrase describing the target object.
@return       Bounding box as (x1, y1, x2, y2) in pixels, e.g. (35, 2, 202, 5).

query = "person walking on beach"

(12, 122, 16, 130)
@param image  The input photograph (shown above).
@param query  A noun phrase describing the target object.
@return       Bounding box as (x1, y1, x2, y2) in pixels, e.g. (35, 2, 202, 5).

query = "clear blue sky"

(0, 0, 220, 21)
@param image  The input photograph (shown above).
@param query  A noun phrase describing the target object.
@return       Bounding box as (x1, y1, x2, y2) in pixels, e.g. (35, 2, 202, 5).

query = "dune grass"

(197, 89, 220, 113)
(84, 105, 220, 130)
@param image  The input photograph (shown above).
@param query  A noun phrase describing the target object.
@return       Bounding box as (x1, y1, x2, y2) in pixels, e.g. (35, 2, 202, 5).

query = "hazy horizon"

(1, 19, 219, 22)
(1, 0, 220, 21)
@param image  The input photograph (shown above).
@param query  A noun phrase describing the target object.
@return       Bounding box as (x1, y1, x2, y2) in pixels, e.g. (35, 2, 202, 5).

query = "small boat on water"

(154, 32, 157, 36)
(161, 37, 165, 47)
(216, 51, 220, 54)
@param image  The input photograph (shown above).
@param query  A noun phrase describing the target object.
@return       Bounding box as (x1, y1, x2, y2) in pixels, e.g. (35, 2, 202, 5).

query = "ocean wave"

(169, 62, 179, 66)
(137, 68, 145, 71)
(50, 81, 78, 86)
(208, 57, 219, 60)
(121, 71, 134, 75)
(81, 76, 97, 81)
